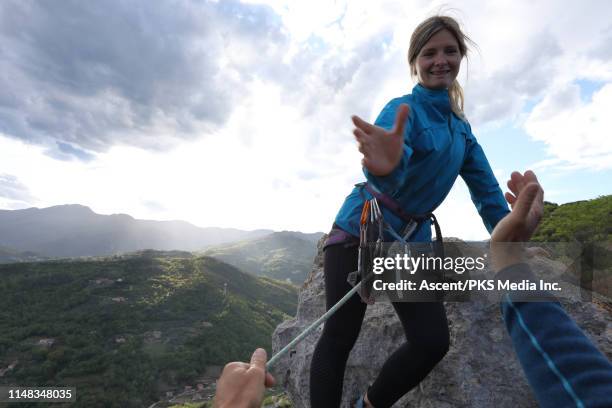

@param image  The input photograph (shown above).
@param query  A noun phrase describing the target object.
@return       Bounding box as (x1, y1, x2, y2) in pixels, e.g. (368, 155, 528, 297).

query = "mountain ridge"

(0, 204, 279, 258)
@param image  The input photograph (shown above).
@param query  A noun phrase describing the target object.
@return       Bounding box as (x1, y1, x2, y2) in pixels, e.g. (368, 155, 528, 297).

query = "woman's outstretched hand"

(492, 170, 544, 243)
(352, 104, 410, 176)
(490, 170, 544, 271)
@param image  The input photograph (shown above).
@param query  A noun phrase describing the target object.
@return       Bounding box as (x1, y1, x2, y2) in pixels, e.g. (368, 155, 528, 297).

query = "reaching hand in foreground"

(352, 104, 410, 176)
(490, 170, 544, 271)
(213, 348, 276, 408)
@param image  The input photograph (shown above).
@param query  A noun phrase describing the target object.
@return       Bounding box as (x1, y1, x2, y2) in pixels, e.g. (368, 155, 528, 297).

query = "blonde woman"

(310, 16, 510, 408)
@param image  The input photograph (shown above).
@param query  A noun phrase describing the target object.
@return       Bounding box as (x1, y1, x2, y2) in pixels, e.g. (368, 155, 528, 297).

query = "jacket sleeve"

(459, 123, 509, 233)
(498, 264, 612, 408)
(362, 98, 414, 195)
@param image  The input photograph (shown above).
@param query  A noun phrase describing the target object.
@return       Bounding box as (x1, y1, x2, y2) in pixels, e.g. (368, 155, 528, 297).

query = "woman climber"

(309, 15, 510, 408)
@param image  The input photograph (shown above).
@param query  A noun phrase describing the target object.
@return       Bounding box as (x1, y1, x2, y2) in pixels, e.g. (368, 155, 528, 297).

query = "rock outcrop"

(271, 237, 612, 407)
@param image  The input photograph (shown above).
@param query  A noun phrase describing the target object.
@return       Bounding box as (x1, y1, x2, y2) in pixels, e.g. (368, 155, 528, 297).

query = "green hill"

(532, 195, 611, 296)
(203, 231, 321, 285)
(532, 195, 611, 243)
(0, 251, 298, 407)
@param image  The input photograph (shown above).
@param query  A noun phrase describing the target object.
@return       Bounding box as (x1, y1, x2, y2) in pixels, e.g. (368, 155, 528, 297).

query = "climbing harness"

(266, 183, 444, 370)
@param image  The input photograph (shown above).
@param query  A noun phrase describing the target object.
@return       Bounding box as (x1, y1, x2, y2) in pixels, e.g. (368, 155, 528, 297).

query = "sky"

(0, 0, 611, 240)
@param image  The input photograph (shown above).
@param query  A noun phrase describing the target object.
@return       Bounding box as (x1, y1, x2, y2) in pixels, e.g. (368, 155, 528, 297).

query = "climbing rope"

(267, 197, 409, 370)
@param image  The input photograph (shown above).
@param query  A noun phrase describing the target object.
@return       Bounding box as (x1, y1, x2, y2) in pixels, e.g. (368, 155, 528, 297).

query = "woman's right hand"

(490, 170, 544, 271)
(352, 103, 410, 176)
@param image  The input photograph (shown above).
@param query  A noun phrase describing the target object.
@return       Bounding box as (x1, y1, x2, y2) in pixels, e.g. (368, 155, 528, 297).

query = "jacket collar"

(412, 83, 452, 116)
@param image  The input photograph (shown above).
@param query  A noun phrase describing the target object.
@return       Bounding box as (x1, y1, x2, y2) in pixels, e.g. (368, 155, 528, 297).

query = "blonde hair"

(407, 16, 474, 119)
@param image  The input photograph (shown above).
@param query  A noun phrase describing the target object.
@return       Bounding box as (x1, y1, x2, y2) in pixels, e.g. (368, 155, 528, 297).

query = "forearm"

(498, 264, 612, 407)
(461, 138, 509, 233)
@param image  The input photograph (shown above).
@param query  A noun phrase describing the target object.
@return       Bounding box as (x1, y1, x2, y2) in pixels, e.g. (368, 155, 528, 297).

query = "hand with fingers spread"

(496, 170, 544, 242)
(490, 170, 544, 271)
(213, 348, 276, 408)
(352, 103, 410, 176)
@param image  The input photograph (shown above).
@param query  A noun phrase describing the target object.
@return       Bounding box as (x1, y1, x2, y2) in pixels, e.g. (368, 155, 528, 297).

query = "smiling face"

(415, 29, 462, 90)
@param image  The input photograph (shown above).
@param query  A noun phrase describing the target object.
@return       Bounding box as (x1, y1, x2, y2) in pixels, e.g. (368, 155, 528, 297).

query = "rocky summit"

(272, 236, 612, 408)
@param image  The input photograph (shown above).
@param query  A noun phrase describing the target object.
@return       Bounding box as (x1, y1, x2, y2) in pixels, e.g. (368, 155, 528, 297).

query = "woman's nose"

(433, 54, 447, 66)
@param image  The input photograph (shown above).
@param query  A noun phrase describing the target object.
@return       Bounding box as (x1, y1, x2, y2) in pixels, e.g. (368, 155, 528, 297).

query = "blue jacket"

(498, 263, 612, 407)
(334, 83, 509, 241)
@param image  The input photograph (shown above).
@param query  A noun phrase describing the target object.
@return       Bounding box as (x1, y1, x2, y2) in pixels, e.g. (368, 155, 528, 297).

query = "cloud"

(457, 0, 612, 128)
(0, 0, 288, 156)
(524, 82, 612, 170)
(588, 24, 612, 61)
(45, 142, 96, 162)
(0, 173, 35, 202)
(464, 30, 563, 126)
(0, 0, 395, 162)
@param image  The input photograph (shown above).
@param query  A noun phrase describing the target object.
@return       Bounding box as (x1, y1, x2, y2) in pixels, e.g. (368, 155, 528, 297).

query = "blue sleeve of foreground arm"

(362, 98, 414, 195)
(460, 124, 509, 233)
(501, 287, 612, 407)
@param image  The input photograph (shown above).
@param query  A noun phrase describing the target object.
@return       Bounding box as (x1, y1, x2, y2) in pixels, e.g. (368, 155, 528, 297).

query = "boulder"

(271, 236, 612, 407)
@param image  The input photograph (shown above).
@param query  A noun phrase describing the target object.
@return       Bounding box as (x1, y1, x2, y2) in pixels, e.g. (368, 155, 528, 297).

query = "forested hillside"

(0, 251, 297, 407)
(532, 195, 611, 296)
(533, 195, 611, 243)
(203, 231, 321, 284)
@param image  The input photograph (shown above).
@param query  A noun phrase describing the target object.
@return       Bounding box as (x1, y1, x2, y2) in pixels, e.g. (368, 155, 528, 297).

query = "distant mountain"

(203, 231, 323, 285)
(0, 204, 273, 258)
(273, 230, 325, 245)
(0, 251, 298, 407)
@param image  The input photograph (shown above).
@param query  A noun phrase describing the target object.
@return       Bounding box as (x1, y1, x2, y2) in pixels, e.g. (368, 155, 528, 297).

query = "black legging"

(310, 243, 450, 408)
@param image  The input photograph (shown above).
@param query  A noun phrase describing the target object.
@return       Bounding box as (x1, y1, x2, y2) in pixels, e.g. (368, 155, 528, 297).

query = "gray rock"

(271, 236, 612, 407)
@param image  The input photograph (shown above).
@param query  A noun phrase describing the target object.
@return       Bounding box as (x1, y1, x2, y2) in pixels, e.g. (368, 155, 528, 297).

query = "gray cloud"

(0, 0, 288, 157)
(327, 30, 394, 91)
(0, 0, 401, 162)
(588, 25, 612, 60)
(0, 174, 35, 202)
(465, 31, 563, 125)
(286, 28, 396, 121)
(44, 142, 96, 162)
